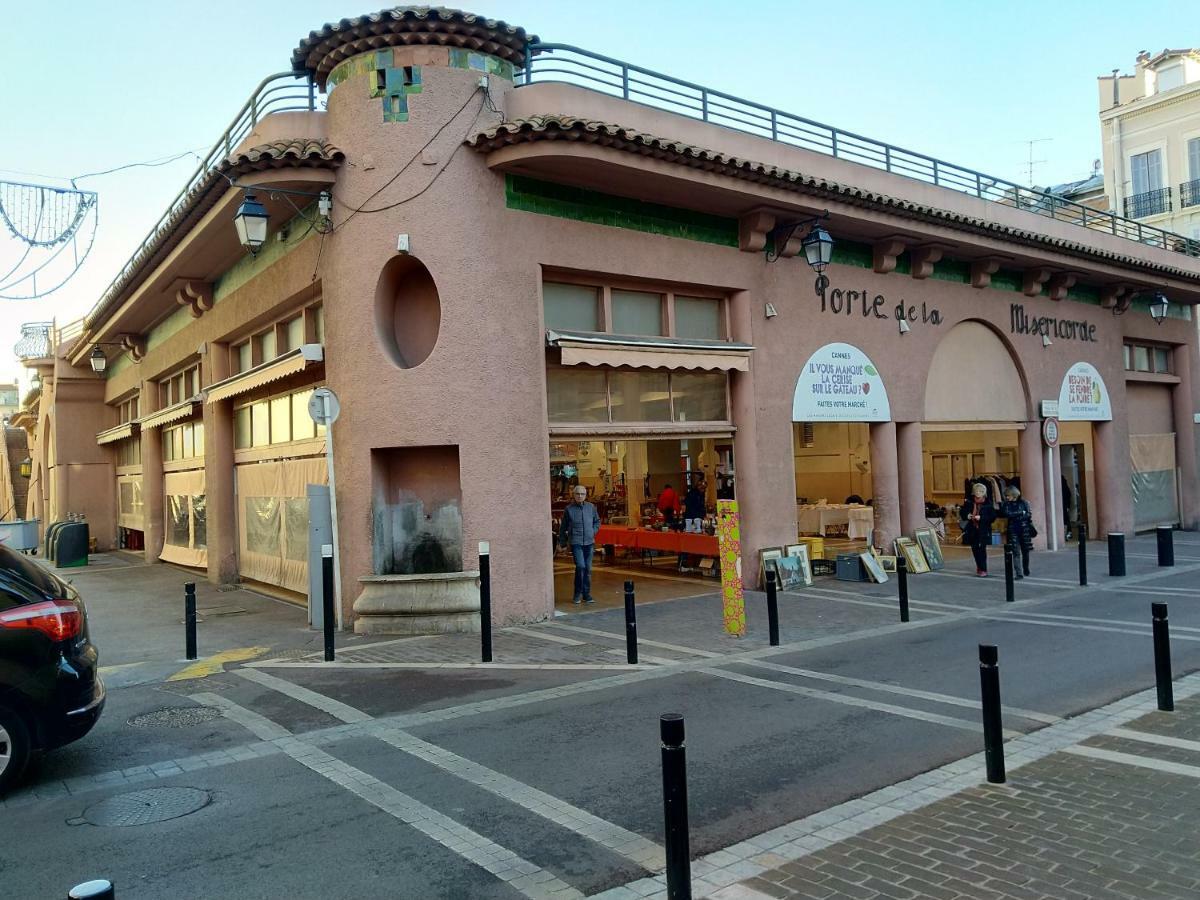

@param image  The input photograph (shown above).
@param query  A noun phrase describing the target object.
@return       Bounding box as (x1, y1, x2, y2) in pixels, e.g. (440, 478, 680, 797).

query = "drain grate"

(127, 706, 221, 728)
(81, 787, 211, 826)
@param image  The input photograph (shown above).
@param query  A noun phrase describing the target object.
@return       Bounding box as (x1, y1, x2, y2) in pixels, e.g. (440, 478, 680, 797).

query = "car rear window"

(0, 544, 72, 599)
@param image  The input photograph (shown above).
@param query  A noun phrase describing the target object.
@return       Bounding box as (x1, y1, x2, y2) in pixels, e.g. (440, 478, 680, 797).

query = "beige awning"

(140, 400, 199, 431)
(549, 330, 752, 372)
(205, 344, 324, 404)
(96, 423, 135, 445)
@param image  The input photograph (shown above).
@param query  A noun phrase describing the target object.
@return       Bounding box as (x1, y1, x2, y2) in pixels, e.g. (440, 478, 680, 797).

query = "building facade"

(18, 8, 1200, 630)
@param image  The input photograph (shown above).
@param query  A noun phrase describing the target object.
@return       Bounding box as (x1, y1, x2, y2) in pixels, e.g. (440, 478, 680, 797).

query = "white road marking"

(545, 623, 724, 658)
(1063, 744, 1200, 780)
(1008, 610, 1200, 635)
(245, 661, 652, 671)
(1107, 727, 1200, 754)
(978, 615, 1200, 642)
(234, 668, 372, 723)
(738, 659, 1060, 724)
(193, 693, 581, 899)
(508, 627, 588, 646)
(604, 648, 676, 666)
(703, 667, 1023, 738)
(799, 586, 961, 614)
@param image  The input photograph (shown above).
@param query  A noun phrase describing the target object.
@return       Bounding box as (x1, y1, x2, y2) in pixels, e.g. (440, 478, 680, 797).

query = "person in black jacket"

(960, 483, 997, 577)
(1002, 485, 1036, 579)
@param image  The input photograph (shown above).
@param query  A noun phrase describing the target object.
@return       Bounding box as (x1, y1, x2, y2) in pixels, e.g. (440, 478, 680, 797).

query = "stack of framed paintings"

(914, 527, 944, 571)
(859, 551, 889, 584)
(758, 545, 813, 590)
(894, 537, 930, 574)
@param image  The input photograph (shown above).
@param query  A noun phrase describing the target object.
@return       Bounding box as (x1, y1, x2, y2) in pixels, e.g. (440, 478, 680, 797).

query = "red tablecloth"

(593, 527, 719, 559)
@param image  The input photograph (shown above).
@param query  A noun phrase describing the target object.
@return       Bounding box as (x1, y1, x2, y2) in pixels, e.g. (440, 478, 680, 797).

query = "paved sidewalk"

(603, 678, 1200, 900)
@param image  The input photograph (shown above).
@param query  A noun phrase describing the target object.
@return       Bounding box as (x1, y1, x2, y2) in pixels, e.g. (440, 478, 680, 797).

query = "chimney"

(1112, 68, 1120, 105)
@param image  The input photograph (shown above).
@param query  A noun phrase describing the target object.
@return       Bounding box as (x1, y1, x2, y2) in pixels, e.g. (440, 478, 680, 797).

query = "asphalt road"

(2, 536, 1198, 898)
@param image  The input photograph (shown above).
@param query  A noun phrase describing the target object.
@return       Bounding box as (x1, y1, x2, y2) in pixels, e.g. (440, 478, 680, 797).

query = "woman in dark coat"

(961, 483, 997, 577)
(1002, 485, 1036, 579)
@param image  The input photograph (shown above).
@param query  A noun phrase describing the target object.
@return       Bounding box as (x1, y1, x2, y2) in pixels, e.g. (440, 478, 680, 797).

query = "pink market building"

(17, 7, 1200, 631)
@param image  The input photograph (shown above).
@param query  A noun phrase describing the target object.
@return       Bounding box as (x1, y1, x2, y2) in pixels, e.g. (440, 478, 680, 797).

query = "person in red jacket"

(657, 484, 680, 528)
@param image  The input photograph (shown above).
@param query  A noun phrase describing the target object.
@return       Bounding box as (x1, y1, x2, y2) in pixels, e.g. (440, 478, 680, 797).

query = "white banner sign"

(792, 342, 891, 422)
(1057, 362, 1112, 421)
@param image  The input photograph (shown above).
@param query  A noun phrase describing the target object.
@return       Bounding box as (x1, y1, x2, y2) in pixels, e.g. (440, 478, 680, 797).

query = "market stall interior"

(550, 438, 733, 609)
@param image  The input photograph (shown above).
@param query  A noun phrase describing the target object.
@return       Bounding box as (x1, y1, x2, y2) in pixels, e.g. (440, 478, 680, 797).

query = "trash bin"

(0, 518, 39, 552)
(51, 522, 89, 568)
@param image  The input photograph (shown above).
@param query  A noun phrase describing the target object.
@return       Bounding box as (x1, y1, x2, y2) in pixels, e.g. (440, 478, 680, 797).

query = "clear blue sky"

(0, 0, 1194, 387)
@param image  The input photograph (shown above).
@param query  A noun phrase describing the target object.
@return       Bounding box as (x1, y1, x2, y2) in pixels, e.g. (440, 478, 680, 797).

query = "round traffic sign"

(1042, 417, 1059, 448)
(308, 387, 340, 426)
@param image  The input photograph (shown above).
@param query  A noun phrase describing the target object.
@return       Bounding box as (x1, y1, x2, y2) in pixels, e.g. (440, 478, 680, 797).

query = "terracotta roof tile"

(293, 6, 534, 87)
(83, 140, 344, 333)
(468, 116, 1200, 284)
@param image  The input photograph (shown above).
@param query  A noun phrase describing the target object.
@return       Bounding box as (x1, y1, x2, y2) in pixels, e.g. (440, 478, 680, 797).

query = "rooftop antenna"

(1021, 138, 1052, 187)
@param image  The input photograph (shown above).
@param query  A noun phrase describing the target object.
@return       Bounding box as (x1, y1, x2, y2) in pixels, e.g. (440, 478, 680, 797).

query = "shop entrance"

(549, 437, 732, 610)
(1060, 443, 1088, 540)
(793, 422, 875, 555)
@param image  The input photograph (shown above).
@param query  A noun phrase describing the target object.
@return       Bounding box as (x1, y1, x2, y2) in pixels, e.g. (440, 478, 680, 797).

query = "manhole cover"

(127, 706, 221, 728)
(82, 788, 211, 826)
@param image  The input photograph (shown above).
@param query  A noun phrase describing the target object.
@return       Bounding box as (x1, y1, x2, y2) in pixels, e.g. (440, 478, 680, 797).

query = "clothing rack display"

(963, 474, 1021, 508)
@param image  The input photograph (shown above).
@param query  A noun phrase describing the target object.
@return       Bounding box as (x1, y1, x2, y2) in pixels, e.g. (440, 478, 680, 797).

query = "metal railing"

(1181, 179, 1200, 210)
(14, 323, 53, 361)
(84, 72, 319, 330)
(517, 44, 1200, 258)
(1124, 187, 1172, 219)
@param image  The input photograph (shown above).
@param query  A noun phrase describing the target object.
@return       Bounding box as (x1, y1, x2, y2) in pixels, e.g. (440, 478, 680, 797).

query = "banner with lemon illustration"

(1058, 362, 1112, 421)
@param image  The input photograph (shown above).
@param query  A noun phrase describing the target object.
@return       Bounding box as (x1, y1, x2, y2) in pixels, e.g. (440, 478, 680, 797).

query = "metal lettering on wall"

(1010, 303, 1097, 342)
(816, 280, 942, 329)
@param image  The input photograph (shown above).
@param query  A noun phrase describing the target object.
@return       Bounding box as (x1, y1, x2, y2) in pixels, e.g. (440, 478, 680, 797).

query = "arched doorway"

(922, 321, 1042, 562)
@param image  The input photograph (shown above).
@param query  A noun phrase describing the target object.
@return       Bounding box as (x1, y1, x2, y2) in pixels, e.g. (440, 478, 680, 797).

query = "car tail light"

(0, 599, 82, 641)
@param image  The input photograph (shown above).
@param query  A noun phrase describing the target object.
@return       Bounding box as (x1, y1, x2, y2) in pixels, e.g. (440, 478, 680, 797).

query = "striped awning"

(206, 344, 324, 404)
(548, 330, 752, 372)
(96, 423, 136, 445)
(139, 400, 200, 431)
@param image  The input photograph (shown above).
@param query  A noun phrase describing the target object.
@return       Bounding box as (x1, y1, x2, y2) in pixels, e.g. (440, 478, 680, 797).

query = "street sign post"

(309, 387, 343, 628)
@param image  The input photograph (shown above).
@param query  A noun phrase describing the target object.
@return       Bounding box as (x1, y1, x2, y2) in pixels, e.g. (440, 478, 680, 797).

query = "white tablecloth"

(797, 505, 874, 539)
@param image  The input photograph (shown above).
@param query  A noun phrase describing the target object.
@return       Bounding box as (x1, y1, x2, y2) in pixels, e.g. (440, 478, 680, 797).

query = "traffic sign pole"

(310, 388, 343, 630)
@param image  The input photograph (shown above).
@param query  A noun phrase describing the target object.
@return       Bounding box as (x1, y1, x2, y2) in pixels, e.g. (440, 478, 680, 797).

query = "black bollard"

(765, 569, 780, 647)
(184, 582, 197, 661)
(322, 547, 335, 662)
(1152, 602, 1174, 712)
(624, 580, 638, 664)
(1077, 523, 1088, 586)
(1157, 526, 1175, 567)
(897, 555, 909, 623)
(978, 644, 1006, 784)
(1108, 532, 1126, 577)
(660, 713, 692, 900)
(1003, 547, 1015, 603)
(479, 542, 493, 664)
(69, 881, 114, 900)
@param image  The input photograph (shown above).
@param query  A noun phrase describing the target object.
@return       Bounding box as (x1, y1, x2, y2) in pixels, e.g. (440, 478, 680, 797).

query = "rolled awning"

(96, 423, 136, 445)
(205, 344, 324, 404)
(139, 400, 200, 431)
(548, 330, 751, 372)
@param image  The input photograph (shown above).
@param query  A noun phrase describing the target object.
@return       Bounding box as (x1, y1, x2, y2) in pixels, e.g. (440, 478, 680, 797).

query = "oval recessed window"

(374, 255, 441, 368)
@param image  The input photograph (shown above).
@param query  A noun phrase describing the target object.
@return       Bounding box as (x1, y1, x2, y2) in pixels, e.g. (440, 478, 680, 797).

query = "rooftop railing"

(14, 323, 53, 361)
(83, 72, 318, 330)
(518, 44, 1200, 259)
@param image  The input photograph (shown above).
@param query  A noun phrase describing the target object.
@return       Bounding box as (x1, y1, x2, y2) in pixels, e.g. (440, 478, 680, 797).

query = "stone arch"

(924, 320, 1029, 422)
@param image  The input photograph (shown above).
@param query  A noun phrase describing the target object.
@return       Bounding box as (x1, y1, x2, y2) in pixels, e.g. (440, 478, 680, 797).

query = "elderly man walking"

(558, 485, 601, 604)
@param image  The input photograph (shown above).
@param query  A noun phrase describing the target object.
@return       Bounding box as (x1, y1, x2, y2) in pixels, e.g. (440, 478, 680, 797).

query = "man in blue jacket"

(558, 484, 601, 604)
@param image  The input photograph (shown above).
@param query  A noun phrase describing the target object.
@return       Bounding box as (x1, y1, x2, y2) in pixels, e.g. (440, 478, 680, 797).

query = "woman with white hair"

(960, 483, 997, 577)
(1002, 485, 1036, 579)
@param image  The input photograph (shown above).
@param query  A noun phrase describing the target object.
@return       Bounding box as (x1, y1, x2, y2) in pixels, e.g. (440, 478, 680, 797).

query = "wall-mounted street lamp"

(765, 212, 833, 269)
(232, 187, 333, 256)
(18, 457, 31, 479)
(1149, 292, 1170, 324)
(89, 346, 108, 374)
(30, 372, 41, 390)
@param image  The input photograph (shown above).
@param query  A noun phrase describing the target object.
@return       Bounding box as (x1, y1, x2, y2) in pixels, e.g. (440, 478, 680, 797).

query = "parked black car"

(0, 545, 103, 793)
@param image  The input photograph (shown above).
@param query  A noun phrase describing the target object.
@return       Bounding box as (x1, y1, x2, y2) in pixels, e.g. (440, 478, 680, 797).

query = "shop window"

(162, 421, 204, 462)
(291, 391, 316, 440)
(612, 290, 664, 336)
(543, 282, 599, 332)
(674, 295, 723, 340)
(547, 369, 608, 423)
(251, 403, 270, 447)
(610, 371, 670, 422)
(280, 315, 304, 354)
(235, 406, 252, 449)
(234, 341, 252, 374)
(116, 437, 141, 468)
(1124, 341, 1172, 374)
(234, 387, 327, 450)
(192, 494, 207, 550)
(245, 497, 282, 556)
(116, 396, 139, 425)
(167, 496, 192, 547)
(159, 364, 199, 407)
(254, 329, 277, 365)
(671, 372, 728, 422)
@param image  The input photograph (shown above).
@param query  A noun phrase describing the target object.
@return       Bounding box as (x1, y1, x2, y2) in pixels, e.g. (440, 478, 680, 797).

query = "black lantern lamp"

(18, 457, 31, 479)
(30, 371, 41, 390)
(802, 225, 834, 274)
(1149, 292, 1170, 324)
(233, 192, 270, 254)
(89, 346, 107, 374)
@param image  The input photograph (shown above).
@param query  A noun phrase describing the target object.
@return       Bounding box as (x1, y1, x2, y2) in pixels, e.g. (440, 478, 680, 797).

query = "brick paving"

(693, 693, 1200, 900)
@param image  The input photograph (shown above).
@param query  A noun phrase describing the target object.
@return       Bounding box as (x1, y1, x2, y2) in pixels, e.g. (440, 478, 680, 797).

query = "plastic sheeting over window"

(117, 476, 144, 531)
(1131, 433, 1179, 530)
(237, 458, 327, 594)
(160, 469, 207, 568)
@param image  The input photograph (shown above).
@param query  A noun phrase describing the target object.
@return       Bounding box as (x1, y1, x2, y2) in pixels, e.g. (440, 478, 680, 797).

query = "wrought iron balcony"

(14, 323, 52, 361)
(517, 44, 1200, 257)
(1123, 187, 1172, 219)
(1181, 179, 1200, 209)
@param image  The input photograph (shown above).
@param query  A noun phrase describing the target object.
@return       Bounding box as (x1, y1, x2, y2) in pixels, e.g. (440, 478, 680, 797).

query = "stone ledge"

(353, 571, 481, 636)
